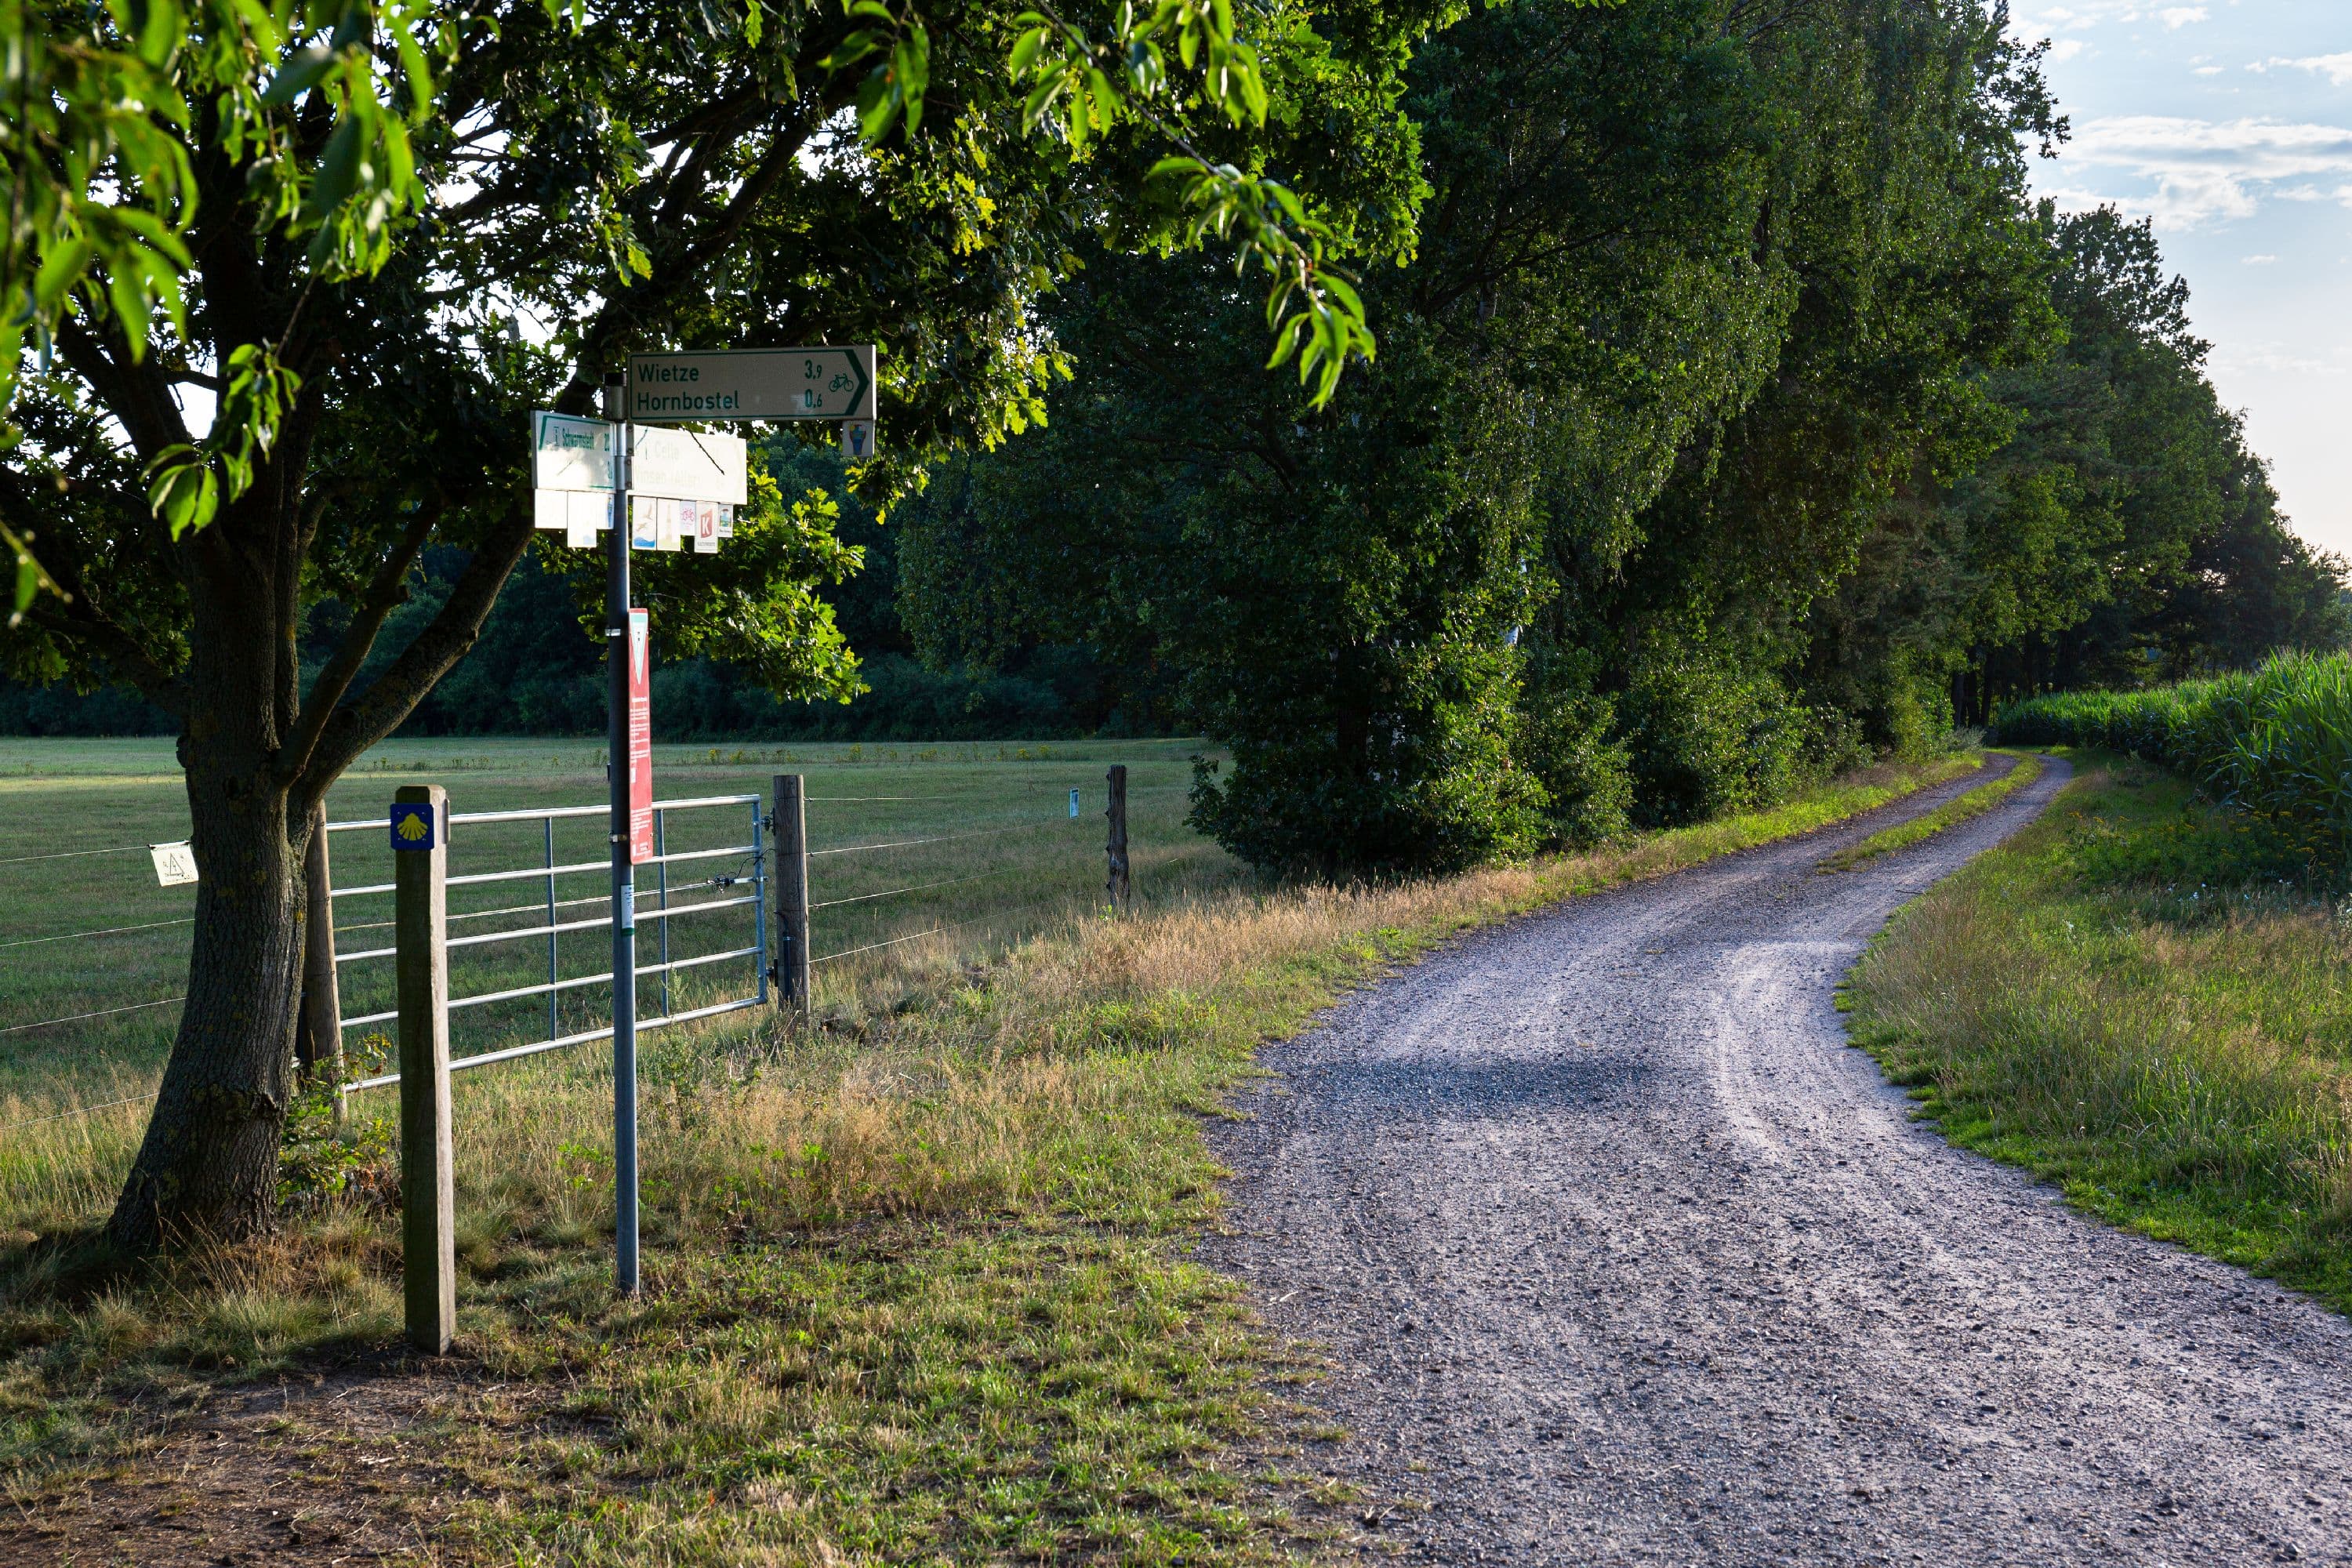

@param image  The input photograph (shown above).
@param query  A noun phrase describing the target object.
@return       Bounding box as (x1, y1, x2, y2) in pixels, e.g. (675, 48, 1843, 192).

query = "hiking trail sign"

(625, 347, 875, 424)
(524, 347, 874, 1301)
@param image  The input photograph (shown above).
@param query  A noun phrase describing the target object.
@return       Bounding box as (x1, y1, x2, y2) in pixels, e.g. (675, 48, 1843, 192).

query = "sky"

(2008, 1, 2352, 555)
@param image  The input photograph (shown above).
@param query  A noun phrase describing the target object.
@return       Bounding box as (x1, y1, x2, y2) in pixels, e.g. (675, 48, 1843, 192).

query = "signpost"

(599, 380, 641, 1298)
(532, 345, 876, 1298)
(625, 347, 874, 424)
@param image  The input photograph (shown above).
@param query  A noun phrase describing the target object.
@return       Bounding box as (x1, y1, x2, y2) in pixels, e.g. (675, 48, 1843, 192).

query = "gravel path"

(1207, 757, 2352, 1566)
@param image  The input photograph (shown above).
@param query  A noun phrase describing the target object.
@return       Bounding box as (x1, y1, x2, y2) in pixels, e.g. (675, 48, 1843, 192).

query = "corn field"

(1991, 651, 2352, 875)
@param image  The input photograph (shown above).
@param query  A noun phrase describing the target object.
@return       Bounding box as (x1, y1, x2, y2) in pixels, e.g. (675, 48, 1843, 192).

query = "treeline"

(14, 0, 2344, 883)
(893, 0, 2347, 872)
(2, 445, 1167, 742)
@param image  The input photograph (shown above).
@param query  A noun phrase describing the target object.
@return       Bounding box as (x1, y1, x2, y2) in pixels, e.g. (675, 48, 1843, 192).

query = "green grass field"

(1845, 749, 2352, 1312)
(0, 736, 1236, 1125)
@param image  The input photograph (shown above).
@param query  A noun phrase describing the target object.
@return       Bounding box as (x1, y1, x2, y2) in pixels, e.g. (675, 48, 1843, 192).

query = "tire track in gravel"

(1206, 755, 2352, 1567)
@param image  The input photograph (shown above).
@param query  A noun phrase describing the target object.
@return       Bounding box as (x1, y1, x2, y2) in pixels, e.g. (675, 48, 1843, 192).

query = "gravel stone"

(1205, 756, 2352, 1566)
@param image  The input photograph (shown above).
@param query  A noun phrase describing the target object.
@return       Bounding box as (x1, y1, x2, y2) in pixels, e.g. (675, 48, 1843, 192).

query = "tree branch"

(294, 510, 535, 797)
(54, 315, 194, 459)
(276, 496, 443, 787)
(557, 117, 814, 407)
(20, 592, 191, 717)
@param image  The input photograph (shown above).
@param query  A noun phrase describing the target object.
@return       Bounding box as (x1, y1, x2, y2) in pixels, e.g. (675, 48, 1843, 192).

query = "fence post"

(1105, 764, 1129, 913)
(772, 774, 811, 1011)
(394, 783, 456, 1355)
(295, 800, 344, 1117)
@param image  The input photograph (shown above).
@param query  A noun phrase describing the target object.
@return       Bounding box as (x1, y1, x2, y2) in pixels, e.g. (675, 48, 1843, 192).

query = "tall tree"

(0, 0, 1450, 1248)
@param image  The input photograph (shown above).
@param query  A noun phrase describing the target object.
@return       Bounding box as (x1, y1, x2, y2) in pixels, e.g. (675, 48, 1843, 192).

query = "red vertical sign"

(628, 608, 653, 864)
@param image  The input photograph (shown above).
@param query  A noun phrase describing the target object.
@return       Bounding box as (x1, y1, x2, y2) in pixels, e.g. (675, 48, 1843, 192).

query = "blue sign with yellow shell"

(389, 803, 438, 851)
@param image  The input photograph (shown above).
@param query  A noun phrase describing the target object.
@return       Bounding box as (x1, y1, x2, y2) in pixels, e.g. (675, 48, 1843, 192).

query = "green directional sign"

(625, 347, 875, 425)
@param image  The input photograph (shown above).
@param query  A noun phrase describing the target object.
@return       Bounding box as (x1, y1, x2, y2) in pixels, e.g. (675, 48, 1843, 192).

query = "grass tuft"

(1817, 751, 2037, 872)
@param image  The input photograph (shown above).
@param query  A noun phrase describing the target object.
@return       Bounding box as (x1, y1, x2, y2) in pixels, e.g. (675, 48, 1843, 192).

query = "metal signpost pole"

(602, 379, 641, 1297)
(535, 349, 869, 1295)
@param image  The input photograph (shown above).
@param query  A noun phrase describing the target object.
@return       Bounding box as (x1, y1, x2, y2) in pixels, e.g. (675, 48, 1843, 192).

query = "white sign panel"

(626, 347, 875, 424)
(150, 842, 198, 887)
(534, 488, 612, 546)
(630, 426, 747, 506)
(626, 495, 731, 552)
(532, 412, 617, 491)
(840, 419, 876, 460)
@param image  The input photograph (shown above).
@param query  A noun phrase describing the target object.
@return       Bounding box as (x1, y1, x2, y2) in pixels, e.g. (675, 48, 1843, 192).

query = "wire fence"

(2, 771, 1134, 1133)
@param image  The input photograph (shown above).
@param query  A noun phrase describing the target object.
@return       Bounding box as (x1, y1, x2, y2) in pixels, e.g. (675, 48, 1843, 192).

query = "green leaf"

(1008, 26, 1045, 79)
(263, 44, 336, 103)
(896, 24, 929, 135)
(145, 449, 220, 536)
(855, 64, 898, 143)
(303, 114, 365, 223)
(31, 241, 93, 314)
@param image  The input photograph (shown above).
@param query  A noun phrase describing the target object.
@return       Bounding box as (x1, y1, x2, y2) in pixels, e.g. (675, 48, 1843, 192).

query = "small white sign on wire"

(150, 842, 198, 887)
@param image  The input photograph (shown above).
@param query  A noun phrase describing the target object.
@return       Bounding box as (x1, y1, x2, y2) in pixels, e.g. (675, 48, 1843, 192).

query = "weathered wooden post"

(1105, 764, 1129, 913)
(391, 784, 455, 1355)
(294, 800, 345, 1116)
(771, 774, 811, 1012)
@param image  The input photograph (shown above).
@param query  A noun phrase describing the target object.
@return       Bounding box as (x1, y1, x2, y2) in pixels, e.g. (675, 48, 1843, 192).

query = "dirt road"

(1208, 757, 2352, 1566)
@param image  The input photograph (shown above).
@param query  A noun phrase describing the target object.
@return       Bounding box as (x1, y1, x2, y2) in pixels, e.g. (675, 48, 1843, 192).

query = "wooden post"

(772, 775, 811, 1011)
(294, 800, 344, 1116)
(1105, 764, 1129, 913)
(394, 783, 455, 1355)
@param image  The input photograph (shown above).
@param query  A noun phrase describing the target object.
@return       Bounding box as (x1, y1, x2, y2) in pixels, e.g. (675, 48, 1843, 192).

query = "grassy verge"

(1844, 749, 2352, 1316)
(1817, 750, 2037, 873)
(4, 752, 1980, 1563)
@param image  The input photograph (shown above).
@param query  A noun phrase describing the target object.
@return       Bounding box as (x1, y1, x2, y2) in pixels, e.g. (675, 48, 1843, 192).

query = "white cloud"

(2049, 38, 2087, 63)
(2012, 2, 2157, 36)
(2194, 64, 2223, 76)
(2158, 5, 2207, 27)
(2242, 253, 2279, 263)
(2053, 116, 2352, 227)
(2212, 345, 2350, 378)
(2267, 53, 2352, 87)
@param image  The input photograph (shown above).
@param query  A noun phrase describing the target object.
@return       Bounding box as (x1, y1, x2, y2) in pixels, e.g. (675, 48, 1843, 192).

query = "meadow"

(0, 735, 1227, 1123)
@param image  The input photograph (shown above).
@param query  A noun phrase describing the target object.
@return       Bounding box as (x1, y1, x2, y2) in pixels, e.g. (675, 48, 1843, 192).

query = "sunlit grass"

(1817, 750, 2032, 872)
(1845, 750, 2352, 1312)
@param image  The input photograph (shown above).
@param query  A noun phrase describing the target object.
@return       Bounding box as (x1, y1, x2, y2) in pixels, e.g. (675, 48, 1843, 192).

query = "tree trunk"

(107, 532, 309, 1253)
(109, 776, 307, 1250)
